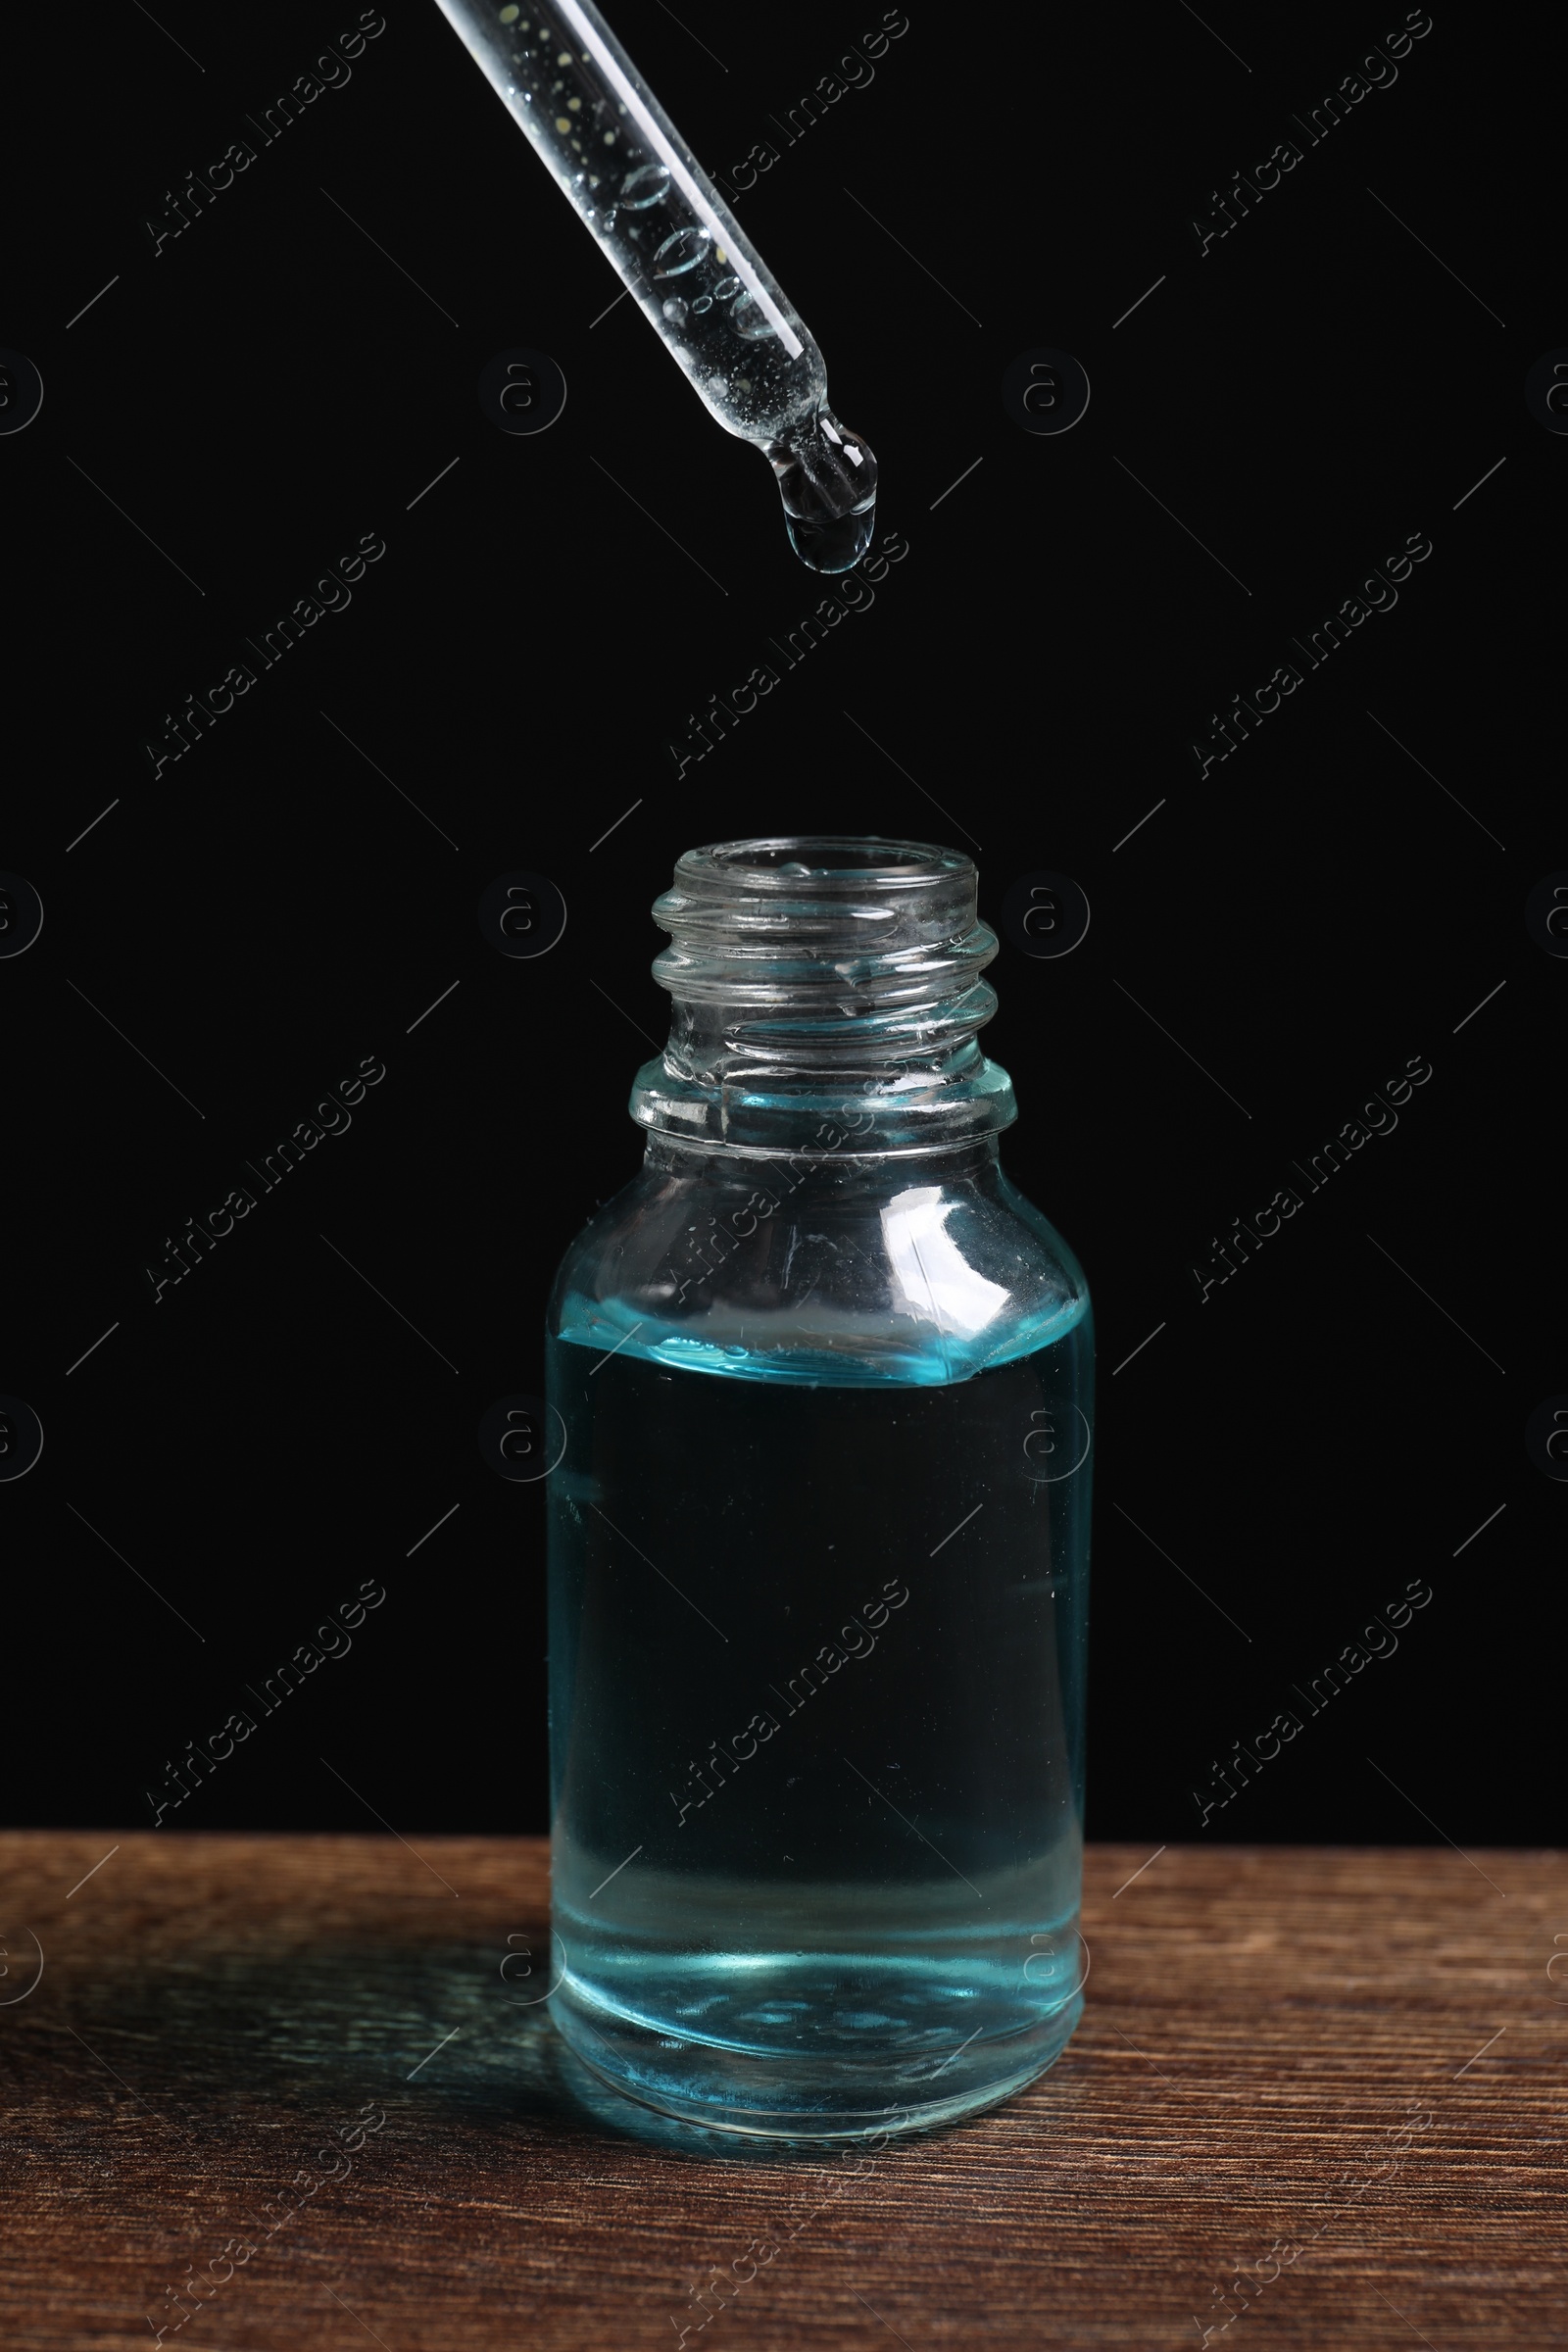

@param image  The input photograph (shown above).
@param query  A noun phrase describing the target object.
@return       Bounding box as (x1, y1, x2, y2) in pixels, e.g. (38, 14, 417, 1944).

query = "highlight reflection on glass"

(882, 1188, 1010, 1337)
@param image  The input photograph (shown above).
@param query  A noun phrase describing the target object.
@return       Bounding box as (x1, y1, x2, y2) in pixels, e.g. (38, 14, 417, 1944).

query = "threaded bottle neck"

(629, 836, 1017, 1152)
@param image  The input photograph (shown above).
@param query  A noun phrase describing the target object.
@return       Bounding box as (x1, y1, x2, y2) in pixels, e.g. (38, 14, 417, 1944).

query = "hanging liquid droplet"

(783, 508, 877, 572)
(619, 162, 670, 208)
(652, 224, 710, 278)
(662, 296, 687, 326)
(765, 405, 878, 576)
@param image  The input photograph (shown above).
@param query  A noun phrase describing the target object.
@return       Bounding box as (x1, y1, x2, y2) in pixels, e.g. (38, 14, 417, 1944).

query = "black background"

(6, 0, 1560, 1848)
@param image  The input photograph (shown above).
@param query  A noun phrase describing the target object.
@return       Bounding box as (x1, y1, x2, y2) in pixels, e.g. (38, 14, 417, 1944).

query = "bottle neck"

(628, 836, 1017, 1155)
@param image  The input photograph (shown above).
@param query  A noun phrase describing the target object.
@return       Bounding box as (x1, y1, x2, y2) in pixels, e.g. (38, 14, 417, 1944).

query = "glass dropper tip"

(765, 406, 878, 576)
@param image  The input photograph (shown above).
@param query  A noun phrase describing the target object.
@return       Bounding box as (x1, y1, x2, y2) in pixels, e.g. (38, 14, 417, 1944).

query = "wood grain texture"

(0, 1835, 1563, 2349)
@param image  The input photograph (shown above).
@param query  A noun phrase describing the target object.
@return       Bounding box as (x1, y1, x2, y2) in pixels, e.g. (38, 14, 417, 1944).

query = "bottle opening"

(703, 837, 968, 883)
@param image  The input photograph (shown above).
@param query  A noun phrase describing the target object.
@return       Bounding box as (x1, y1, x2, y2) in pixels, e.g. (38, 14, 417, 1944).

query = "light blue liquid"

(545, 1312, 1092, 2138)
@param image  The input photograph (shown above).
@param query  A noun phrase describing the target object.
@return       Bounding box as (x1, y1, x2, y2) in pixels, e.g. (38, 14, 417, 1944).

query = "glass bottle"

(545, 837, 1093, 2138)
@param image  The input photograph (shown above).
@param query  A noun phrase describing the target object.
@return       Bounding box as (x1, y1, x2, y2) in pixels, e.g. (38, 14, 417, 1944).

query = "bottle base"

(551, 1988, 1084, 2141)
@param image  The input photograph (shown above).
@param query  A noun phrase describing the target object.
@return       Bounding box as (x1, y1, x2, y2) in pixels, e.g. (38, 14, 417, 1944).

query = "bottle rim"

(681, 835, 971, 889)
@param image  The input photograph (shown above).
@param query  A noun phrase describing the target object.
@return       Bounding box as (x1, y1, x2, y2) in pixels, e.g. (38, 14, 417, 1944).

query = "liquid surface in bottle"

(546, 1321, 1092, 2135)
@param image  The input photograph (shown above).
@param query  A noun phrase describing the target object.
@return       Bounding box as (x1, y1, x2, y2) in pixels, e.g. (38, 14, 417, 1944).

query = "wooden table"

(2, 1836, 1562, 2348)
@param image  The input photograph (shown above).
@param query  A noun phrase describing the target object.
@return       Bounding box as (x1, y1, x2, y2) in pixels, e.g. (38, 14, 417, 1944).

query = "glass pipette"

(432, 0, 878, 571)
